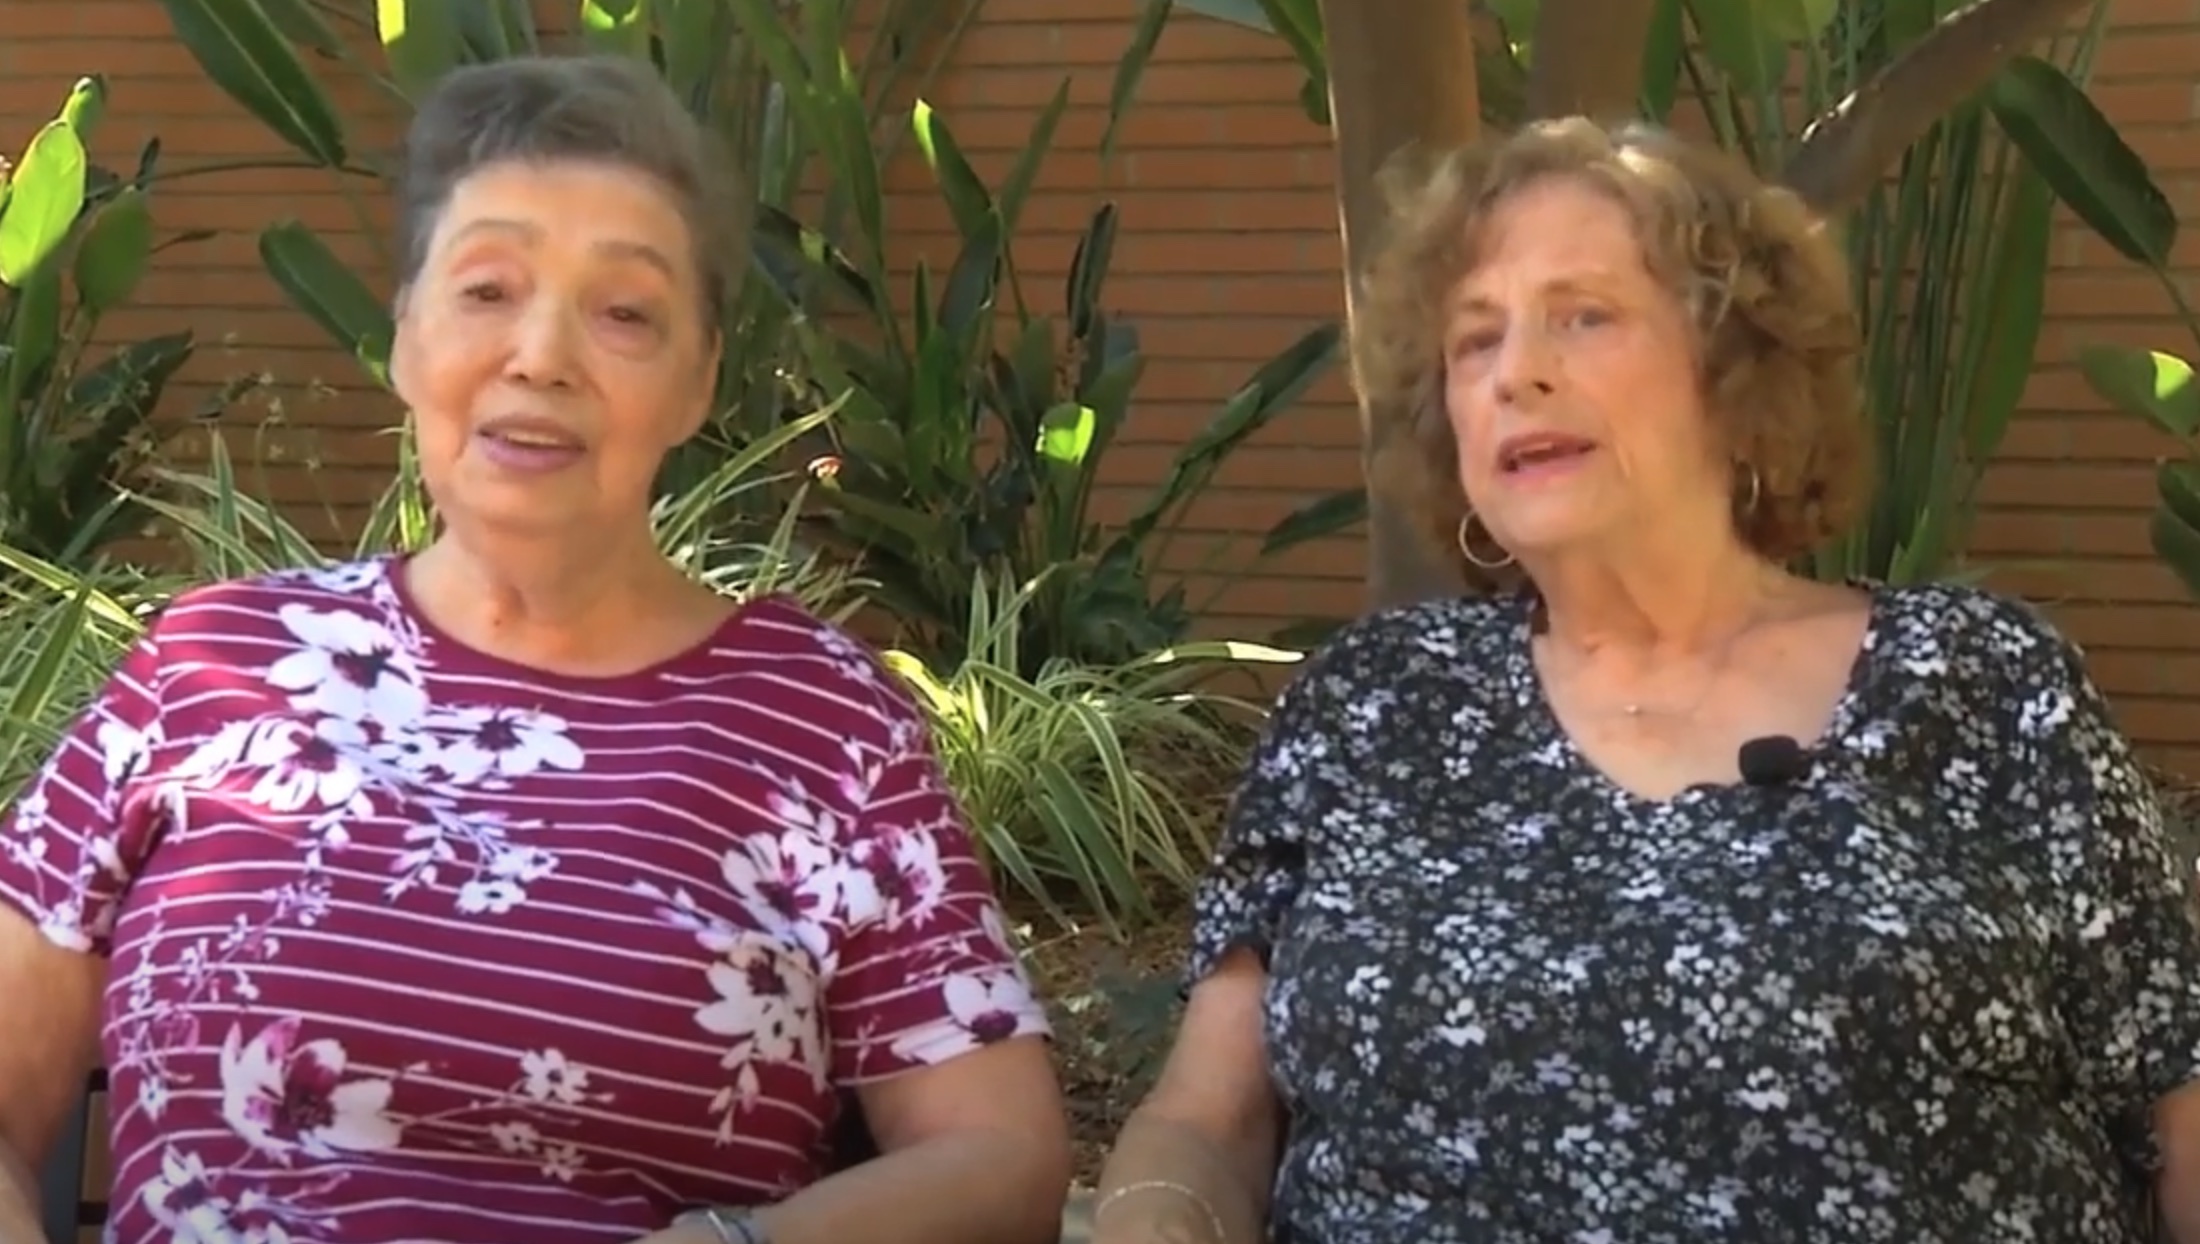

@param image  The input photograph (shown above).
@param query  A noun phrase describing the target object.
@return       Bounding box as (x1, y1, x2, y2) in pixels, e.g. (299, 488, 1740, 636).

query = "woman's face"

(1440, 175, 1727, 562)
(390, 159, 718, 541)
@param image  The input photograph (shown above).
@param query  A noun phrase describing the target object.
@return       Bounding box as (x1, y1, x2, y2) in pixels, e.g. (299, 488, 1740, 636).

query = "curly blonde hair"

(1352, 117, 1868, 566)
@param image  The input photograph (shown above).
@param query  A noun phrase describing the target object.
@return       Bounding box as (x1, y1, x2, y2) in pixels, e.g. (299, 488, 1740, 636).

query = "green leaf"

(1103, 0, 1172, 164)
(912, 100, 992, 243)
(1759, 0, 1836, 43)
(1173, 0, 1271, 28)
(2077, 345, 2200, 439)
(1037, 403, 1097, 466)
(1261, 487, 1366, 555)
(936, 212, 1002, 342)
(0, 120, 87, 286)
(2158, 460, 2200, 535)
(71, 185, 154, 314)
(579, 0, 651, 58)
(1685, 0, 1787, 95)
(156, 0, 348, 167)
(258, 220, 394, 383)
(1638, 0, 1685, 121)
(660, 0, 731, 111)
(60, 76, 107, 139)
(1066, 204, 1118, 339)
(998, 80, 1069, 240)
(256, 0, 346, 55)
(378, 0, 464, 98)
(2150, 504, 2200, 602)
(1990, 54, 2176, 268)
(1120, 322, 1341, 544)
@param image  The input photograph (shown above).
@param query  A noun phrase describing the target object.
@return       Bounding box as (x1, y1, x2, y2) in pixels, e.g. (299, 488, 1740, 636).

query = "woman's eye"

(461, 282, 506, 304)
(605, 305, 653, 327)
(1453, 331, 1500, 357)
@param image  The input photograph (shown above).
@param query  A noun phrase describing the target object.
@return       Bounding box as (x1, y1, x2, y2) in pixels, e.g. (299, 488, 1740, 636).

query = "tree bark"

(1318, 0, 1483, 611)
(1523, 0, 1662, 120)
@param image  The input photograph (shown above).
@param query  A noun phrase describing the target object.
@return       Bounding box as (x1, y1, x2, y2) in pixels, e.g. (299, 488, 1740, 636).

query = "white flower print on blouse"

(1191, 583, 2200, 1244)
(427, 705, 585, 785)
(266, 603, 429, 725)
(219, 1018, 402, 1160)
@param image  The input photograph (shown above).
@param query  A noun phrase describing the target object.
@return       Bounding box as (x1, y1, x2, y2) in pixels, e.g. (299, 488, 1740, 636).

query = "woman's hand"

(2156, 1082, 2200, 1241)
(1088, 953, 1283, 1244)
(660, 1037, 1069, 1244)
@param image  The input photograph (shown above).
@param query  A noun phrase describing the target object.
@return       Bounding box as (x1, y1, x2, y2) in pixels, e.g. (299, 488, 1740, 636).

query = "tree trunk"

(1524, 0, 1661, 120)
(1318, 1, 1483, 611)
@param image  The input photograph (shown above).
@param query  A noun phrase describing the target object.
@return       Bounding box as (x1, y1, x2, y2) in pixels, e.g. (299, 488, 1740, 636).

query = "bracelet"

(1094, 1179, 1228, 1243)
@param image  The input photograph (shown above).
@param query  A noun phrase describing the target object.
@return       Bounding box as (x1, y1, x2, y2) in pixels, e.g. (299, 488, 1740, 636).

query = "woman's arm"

(1986, 597, 2200, 1235)
(708, 1036, 1071, 1244)
(0, 626, 171, 1242)
(0, 910, 103, 1242)
(1088, 952, 1282, 1244)
(1086, 621, 1373, 1244)
(636, 619, 1073, 1244)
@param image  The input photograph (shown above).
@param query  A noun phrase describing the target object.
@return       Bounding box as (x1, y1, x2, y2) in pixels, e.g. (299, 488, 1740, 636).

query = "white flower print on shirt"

(218, 1018, 401, 1160)
(139, 1146, 247, 1244)
(266, 603, 428, 725)
(246, 717, 371, 814)
(428, 705, 585, 784)
(721, 821, 843, 956)
(847, 823, 949, 931)
(696, 932, 827, 1079)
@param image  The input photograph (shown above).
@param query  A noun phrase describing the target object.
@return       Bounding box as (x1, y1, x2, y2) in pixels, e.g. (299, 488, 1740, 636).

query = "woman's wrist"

(1091, 1179, 1228, 1243)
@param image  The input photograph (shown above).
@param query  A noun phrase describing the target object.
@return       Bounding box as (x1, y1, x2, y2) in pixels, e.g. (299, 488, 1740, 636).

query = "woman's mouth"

(476, 418, 586, 473)
(1496, 434, 1597, 479)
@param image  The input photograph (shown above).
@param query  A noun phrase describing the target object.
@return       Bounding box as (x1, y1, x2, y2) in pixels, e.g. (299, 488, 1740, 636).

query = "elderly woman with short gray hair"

(0, 56, 1071, 1244)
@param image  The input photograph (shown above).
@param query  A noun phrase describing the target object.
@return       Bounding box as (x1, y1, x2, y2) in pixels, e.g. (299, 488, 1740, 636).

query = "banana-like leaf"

(71, 186, 154, 315)
(2079, 345, 2200, 440)
(378, 0, 465, 99)
(2150, 505, 2200, 602)
(580, 0, 652, 58)
(1261, 486, 1366, 556)
(258, 220, 394, 384)
(0, 120, 87, 287)
(156, 0, 349, 168)
(1779, 0, 2096, 213)
(1989, 54, 2175, 267)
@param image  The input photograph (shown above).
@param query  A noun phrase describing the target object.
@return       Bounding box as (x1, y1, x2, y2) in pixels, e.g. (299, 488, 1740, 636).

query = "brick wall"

(8, 0, 2200, 765)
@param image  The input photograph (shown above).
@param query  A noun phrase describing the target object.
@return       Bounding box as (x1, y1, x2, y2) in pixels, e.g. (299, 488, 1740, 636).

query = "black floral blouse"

(1190, 582, 2200, 1243)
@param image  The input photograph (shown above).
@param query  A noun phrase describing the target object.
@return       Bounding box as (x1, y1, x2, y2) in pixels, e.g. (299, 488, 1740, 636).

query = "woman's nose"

(1491, 325, 1557, 404)
(505, 299, 579, 389)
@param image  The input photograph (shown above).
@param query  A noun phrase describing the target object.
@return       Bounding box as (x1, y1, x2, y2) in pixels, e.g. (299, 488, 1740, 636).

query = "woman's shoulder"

(1869, 578, 2084, 694)
(1281, 592, 1519, 710)
(143, 558, 397, 643)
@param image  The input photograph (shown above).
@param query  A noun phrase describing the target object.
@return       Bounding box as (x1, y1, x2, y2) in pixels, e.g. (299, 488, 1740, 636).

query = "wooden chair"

(38, 1069, 876, 1244)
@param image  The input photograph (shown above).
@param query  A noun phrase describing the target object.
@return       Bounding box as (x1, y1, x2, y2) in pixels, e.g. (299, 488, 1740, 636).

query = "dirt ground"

(1018, 901, 1193, 1185)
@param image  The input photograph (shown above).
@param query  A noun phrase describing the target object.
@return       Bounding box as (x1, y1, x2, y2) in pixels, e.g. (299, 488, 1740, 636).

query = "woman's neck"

(406, 525, 702, 667)
(1527, 535, 1782, 660)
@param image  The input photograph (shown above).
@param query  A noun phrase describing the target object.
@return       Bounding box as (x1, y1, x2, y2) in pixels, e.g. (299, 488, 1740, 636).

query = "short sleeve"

(1186, 628, 1365, 985)
(1, 624, 168, 955)
(825, 665, 1049, 1085)
(2012, 618, 2200, 1165)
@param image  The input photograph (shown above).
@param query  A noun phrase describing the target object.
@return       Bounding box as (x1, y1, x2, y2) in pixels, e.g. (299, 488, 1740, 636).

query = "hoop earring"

(1735, 461, 1763, 517)
(1457, 511, 1515, 569)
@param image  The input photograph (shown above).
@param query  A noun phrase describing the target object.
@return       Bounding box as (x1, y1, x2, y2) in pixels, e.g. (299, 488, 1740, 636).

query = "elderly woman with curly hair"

(1087, 118, 2200, 1243)
(0, 55, 1069, 1244)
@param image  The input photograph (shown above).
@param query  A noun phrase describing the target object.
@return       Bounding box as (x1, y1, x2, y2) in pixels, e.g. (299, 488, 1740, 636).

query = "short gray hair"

(395, 54, 744, 324)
